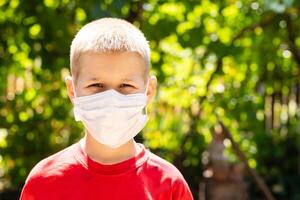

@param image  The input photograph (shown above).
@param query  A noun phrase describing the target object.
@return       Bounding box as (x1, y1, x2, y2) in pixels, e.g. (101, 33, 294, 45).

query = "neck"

(80, 131, 140, 165)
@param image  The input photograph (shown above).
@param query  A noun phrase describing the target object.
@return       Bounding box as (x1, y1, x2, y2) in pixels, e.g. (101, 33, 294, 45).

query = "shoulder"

(20, 143, 80, 199)
(148, 151, 195, 193)
(145, 150, 194, 199)
(146, 151, 184, 179)
(26, 142, 79, 180)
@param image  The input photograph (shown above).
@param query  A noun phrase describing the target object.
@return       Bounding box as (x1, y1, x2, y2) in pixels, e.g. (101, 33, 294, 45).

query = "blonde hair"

(70, 18, 150, 78)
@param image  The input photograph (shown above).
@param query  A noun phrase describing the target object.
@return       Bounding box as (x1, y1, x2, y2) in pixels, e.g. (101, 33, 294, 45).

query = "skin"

(65, 51, 157, 165)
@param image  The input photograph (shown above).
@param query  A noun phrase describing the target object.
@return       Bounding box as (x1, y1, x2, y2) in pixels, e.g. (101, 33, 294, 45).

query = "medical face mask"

(72, 81, 148, 148)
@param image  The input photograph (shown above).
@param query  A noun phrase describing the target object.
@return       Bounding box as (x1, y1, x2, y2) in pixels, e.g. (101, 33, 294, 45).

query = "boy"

(20, 17, 193, 200)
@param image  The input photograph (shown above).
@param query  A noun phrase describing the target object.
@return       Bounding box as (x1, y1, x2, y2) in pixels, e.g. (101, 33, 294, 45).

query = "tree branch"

(219, 121, 276, 200)
(232, 14, 275, 44)
(285, 13, 300, 67)
(125, 0, 144, 23)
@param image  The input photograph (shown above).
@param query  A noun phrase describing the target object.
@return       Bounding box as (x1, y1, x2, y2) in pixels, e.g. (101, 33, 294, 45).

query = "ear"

(146, 75, 157, 105)
(65, 75, 75, 104)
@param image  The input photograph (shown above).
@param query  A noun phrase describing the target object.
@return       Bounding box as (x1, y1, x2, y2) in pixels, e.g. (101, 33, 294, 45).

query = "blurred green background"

(0, 0, 300, 199)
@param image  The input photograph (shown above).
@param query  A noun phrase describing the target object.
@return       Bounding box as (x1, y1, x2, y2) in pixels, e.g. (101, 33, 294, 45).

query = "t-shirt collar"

(73, 139, 149, 176)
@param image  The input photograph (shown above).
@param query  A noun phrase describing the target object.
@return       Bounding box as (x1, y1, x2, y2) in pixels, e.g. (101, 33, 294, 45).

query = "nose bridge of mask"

(74, 91, 147, 120)
(75, 90, 146, 106)
(72, 77, 148, 111)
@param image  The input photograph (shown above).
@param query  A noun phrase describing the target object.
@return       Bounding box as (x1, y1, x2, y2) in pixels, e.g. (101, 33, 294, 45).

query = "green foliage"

(1, 0, 300, 199)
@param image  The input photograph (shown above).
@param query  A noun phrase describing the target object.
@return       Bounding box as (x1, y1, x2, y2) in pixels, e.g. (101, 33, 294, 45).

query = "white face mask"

(72, 81, 148, 148)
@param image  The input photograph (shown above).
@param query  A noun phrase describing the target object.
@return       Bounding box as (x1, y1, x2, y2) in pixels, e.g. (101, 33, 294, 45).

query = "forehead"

(76, 51, 147, 82)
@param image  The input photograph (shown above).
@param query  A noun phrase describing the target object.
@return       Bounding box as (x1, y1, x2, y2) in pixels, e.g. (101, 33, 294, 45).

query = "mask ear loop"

(66, 76, 80, 121)
(65, 75, 77, 98)
(143, 79, 150, 115)
(71, 77, 77, 98)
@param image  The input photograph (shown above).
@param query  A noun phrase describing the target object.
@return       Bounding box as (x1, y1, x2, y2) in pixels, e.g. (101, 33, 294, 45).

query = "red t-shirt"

(20, 141, 194, 200)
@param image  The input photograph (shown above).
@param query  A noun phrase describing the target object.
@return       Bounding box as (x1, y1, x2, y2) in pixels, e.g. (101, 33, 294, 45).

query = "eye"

(88, 83, 103, 88)
(120, 83, 133, 88)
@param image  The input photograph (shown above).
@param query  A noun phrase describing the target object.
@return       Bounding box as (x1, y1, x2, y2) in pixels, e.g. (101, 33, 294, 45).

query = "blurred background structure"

(0, 0, 300, 199)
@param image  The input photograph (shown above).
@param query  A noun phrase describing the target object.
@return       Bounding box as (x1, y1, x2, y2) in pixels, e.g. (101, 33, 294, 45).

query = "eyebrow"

(121, 78, 135, 82)
(88, 77, 102, 81)
(87, 78, 135, 83)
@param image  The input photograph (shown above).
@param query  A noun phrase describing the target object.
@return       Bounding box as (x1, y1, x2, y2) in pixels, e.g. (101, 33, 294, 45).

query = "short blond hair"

(70, 17, 150, 78)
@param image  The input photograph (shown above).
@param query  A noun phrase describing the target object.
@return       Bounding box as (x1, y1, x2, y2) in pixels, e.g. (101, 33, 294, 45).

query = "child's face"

(66, 51, 157, 104)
